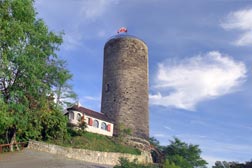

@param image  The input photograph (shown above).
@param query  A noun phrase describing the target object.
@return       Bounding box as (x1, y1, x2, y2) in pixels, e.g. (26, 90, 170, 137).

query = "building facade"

(65, 105, 114, 137)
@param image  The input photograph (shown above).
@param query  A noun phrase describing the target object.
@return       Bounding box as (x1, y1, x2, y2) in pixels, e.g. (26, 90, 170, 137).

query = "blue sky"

(35, 0, 252, 166)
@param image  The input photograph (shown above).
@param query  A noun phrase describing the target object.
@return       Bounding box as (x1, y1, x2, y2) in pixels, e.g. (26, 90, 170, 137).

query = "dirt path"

(0, 149, 113, 168)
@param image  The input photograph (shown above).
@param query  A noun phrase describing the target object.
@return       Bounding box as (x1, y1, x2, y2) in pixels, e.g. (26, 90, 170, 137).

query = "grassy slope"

(48, 132, 141, 155)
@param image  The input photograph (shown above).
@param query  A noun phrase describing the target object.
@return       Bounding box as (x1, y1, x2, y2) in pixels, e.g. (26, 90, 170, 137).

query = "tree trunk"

(10, 128, 19, 152)
(6, 130, 9, 144)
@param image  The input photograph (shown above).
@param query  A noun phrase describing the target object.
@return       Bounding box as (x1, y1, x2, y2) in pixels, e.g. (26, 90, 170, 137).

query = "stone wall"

(124, 136, 151, 151)
(101, 36, 149, 140)
(28, 140, 152, 166)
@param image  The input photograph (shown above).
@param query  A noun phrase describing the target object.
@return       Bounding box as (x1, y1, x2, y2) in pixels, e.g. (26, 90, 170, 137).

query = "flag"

(117, 27, 127, 33)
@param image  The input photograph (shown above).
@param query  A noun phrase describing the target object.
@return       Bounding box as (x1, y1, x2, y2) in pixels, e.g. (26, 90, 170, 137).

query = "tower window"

(105, 84, 110, 92)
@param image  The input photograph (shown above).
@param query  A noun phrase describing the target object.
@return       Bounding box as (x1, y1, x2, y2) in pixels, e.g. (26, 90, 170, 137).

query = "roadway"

(0, 149, 113, 168)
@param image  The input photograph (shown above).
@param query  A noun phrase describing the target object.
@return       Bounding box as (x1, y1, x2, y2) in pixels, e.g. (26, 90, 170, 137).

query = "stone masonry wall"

(28, 140, 152, 166)
(101, 36, 149, 140)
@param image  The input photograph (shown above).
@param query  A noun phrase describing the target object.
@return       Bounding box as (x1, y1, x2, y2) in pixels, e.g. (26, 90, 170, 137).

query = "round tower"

(101, 33, 149, 140)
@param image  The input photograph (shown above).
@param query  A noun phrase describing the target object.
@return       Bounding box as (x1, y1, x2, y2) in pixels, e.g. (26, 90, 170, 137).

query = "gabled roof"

(66, 105, 113, 123)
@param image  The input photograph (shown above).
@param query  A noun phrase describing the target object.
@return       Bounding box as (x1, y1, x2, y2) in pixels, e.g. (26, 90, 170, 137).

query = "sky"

(35, 0, 252, 167)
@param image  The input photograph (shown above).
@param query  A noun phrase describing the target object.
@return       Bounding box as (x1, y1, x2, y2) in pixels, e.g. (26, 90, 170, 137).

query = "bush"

(114, 157, 158, 168)
(41, 110, 68, 141)
(67, 121, 86, 137)
(162, 160, 180, 168)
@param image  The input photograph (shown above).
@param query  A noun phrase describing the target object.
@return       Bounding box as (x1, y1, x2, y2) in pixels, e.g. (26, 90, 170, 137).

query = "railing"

(0, 142, 28, 153)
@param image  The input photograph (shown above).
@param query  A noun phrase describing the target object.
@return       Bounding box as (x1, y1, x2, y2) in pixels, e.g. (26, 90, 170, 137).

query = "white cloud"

(150, 51, 246, 110)
(78, 95, 101, 112)
(97, 30, 107, 37)
(63, 32, 83, 50)
(153, 133, 167, 138)
(164, 126, 174, 131)
(234, 31, 252, 46)
(35, 0, 120, 51)
(83, 96, 101, 101)
(79, 0, 119, 21)
(221, 8, 252, 46)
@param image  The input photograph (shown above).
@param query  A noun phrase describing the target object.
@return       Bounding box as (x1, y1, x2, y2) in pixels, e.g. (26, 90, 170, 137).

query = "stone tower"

(101, 33, 149, 140)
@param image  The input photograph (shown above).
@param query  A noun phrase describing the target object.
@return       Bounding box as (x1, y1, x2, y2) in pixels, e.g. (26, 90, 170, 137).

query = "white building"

(65, 105, 114, 137)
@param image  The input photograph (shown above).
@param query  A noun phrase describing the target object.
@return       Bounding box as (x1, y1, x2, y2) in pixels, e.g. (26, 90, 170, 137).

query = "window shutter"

(107, 124, 111, 132)
(88, 118, 93, 126)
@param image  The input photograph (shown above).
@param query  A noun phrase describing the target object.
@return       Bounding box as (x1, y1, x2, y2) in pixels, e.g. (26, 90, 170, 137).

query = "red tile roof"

(67, 105, 113, 123)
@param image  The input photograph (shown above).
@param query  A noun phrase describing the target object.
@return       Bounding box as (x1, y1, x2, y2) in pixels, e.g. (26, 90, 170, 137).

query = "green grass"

(48, 132, 141, 155)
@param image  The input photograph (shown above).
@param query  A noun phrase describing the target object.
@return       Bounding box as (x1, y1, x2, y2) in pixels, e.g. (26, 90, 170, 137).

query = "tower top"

(106, 33, 147, 47)
(106, 27, 147, 46)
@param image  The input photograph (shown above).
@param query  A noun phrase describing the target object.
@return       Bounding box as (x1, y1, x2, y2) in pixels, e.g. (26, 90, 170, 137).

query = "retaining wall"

(28, 140, 152, 166)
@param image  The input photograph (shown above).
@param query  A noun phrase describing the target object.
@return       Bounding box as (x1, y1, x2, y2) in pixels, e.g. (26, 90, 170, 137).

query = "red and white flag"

(117, 27, 127, 34)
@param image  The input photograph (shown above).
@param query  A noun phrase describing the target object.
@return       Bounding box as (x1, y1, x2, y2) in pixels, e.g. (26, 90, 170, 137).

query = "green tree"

(212, 161, 225, 168)
(0, 0, 74, 150)
(164, 137, 208, 168)
(162, 160, 180, 168)
(0, 99, 13, 144)
(212, 160, 252, 168)
(212, 161, 231, 168)
(53, 60, 77, 108)
(149, 136, 163, 150)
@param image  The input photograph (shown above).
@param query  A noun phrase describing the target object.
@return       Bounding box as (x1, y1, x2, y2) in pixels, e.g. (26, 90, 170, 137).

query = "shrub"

(114, 157, 158, 168)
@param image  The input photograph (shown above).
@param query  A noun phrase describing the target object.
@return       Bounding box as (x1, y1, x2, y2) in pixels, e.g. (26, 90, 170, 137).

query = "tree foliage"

(53, 60, 77, 108)
(213, 160, 252, 168)
(149, 136, 163, 151)
(162, 160, 180, 168)
(0, 0, 75, 149)
(149, 137, 207, 168)
(164, 138, 208, 168)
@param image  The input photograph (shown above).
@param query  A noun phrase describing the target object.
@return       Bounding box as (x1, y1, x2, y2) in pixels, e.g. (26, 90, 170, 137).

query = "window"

(69, 112, 74, 120)
(93, 120, 99, 128)
(77, 113, 82, 122)
(101, 122, 107, 130)
(105, 84, 110, 92)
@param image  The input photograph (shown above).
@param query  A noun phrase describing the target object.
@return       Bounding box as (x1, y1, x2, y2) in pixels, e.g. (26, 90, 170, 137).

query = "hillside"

(47, 132, 141, 155)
